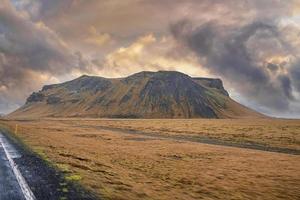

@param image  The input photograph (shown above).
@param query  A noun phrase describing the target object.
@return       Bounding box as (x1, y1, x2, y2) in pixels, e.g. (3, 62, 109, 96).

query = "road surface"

(0, 133, 35, 200)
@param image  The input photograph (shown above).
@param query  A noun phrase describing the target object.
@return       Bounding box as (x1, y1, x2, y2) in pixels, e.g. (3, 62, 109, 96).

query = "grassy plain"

(0, 118, 299, 200)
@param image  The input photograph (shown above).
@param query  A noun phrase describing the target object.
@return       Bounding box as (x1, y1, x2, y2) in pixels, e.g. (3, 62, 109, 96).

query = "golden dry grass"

(47, 118, 300, 150)
(1, 118, 300, 200)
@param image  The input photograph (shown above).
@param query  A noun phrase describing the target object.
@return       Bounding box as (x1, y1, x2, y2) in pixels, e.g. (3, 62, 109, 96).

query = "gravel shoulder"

(92, 125, 300, 155)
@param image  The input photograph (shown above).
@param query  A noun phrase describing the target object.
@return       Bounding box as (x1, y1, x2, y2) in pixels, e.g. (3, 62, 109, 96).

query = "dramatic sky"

(0, 0, 300, 118)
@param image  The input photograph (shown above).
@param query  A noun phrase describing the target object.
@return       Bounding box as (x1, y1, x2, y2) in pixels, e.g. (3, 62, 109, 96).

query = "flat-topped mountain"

(9, 71, 263, 118)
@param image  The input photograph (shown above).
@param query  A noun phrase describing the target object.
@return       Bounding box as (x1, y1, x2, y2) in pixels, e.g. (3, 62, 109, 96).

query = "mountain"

(9, 71, 263, 119)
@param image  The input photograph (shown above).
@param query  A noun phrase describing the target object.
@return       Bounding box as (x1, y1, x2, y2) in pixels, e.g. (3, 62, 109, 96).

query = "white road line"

(0, 137, 36, 200)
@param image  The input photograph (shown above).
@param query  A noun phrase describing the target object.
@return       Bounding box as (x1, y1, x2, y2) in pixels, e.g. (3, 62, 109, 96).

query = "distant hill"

(9, 71, 264, 119)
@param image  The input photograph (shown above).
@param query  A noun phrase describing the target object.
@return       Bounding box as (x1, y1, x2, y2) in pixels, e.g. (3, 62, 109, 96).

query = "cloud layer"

(171, 20, 300, 114)
(0, 0, 98, 113)
(0, 0, 300, 117)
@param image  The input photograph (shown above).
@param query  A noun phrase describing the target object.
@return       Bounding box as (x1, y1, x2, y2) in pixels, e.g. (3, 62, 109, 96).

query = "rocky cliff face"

(10, 71, 263, 119)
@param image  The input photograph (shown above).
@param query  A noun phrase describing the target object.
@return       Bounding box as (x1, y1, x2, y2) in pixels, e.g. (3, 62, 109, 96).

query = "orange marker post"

(15, 124, 18, 134)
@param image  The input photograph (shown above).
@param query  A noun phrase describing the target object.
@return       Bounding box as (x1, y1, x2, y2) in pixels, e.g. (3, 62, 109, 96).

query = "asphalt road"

(0, 133, 35, 200)
(0, 130, 98, 200)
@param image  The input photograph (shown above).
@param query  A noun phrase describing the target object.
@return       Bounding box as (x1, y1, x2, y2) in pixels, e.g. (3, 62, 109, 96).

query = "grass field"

(1, 118, 299, 200)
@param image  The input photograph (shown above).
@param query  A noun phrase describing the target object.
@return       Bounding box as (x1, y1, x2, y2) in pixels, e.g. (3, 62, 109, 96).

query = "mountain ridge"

(9, 71, 264, 119)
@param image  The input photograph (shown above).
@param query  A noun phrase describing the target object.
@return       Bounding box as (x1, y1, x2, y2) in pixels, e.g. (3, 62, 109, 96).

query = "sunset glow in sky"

(1, 0, 300, 118)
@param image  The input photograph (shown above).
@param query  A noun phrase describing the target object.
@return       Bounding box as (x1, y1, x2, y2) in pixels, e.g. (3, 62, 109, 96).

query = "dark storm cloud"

(171, 19, 299, 111)
(278, 75, 294, 100)
(267, 63, 279, 72)
(0, 0, 94, 113)
(290, 60, 300, 92)
(0, 1, 74, 72)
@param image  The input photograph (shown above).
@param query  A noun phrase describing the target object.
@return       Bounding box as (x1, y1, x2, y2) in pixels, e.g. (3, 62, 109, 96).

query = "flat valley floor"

(1, 118, 299, 200)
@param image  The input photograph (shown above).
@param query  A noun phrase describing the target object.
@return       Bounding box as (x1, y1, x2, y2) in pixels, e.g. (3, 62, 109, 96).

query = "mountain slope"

(9, 71, 264, 119)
